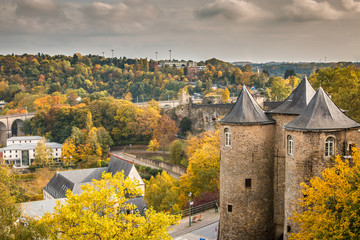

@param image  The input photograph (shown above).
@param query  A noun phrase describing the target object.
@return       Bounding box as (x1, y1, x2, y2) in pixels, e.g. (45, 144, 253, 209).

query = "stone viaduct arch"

(0, 113, 36, 145)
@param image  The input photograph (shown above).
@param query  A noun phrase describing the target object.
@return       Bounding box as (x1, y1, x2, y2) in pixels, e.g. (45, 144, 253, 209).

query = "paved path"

(110, 151, 183, 179)
(169, 208, 220, 239)
(174, 222, 219, 240)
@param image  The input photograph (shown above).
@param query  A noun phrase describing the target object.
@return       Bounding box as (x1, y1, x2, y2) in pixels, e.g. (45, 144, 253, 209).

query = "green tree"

(41, 171, 179, 240)
(34, 138, 53, 166)
(0, 166, 47, 239)
(268, 77, 291, 101)
(179, 117, 192, 134)
(170, 140, 187, 165)
(145, 171, 180, 213)
(309, 66, 360, 122)
(291, 148, 360, 240)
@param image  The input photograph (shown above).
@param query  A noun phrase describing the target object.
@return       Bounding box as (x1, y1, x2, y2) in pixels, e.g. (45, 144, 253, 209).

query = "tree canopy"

(291, 148, 360, 240)
(41, 171, 180, 240)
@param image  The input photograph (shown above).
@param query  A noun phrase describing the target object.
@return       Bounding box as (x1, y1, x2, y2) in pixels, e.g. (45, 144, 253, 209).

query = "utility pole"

(102, 52, 105, 57)
(325, 56, 327, 63)
(155, 52, 158, 61)
(111, 50, 114, 58)
(169, 50, 172, 61)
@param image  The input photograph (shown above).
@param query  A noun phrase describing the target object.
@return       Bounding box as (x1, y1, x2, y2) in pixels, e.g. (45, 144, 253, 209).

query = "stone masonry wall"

(271, 114, 297, 239)
(284, 129, 360, 239)
(174, 103, 233, 133)
(220, 123, 275, 240)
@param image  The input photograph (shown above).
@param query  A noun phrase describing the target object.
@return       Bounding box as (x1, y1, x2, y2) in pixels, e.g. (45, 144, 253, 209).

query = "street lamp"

(169, 202, 174, 214)
(188, 192, 192, 227)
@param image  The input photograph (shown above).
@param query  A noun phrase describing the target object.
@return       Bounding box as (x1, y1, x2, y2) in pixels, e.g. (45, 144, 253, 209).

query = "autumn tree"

(268, 77, 291, 101)
(309, 66, 360, 122)
(34, 138, 53, 166)
(291, 148, 360, 240)
(152, 115, 178, 149)
(147, 139, 160, 152)
(170, 140, 187, 165)
(178, 130, 220, 206)
(0, 166, 47, 239)
(222, 88, 230, 103)
(124, 92, 133, 101)
(145, 171, 180, 213)
(41, 171, 180, 240)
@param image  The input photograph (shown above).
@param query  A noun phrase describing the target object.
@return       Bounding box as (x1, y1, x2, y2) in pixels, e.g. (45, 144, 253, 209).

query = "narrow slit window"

(224, 128, 231, 146)
(287, 135, 293, 155)
(245, 179, 252, 188)
(325, 137, 335, 157)
(228, 204, 232, 212)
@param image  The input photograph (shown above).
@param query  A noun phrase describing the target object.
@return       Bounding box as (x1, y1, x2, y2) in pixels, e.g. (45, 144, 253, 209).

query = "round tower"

(219, 86, 276, 239)
(268, 77, 315, 239)
(283, 87, 360, 239)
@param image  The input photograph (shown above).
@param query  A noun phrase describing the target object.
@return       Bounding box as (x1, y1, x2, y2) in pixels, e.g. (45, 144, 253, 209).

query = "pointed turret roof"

(220, 85, 275, 125)
(270, 77, 316, 115)
(285, 87, 360, 131)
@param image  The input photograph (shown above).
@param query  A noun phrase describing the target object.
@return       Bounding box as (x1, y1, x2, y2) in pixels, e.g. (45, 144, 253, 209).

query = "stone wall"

(219, 123, 275, 240)
(172, 103, 233, 133)
(284, 128, 360, 239)
(271, 114, 298, 239)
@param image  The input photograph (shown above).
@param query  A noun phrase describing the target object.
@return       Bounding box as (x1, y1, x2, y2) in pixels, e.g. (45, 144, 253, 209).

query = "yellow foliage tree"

(291, 148, 360, 240)
(145, 171, 180, 213)
(147, 139, 160, 152)
(41, 171, 180, 240)
(34, 138, 53, 166)
(124, 91, 133, 101)
(222, 88, 230, 103)
(61, 139, 78, 165)
(178, 130, 220, 206)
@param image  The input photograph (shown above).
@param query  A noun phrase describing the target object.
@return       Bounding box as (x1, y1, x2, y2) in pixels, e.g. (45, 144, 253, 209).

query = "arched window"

(224, 128, 231, 146)
(287, 135, 293, 155)
(325, 137, 335, 157)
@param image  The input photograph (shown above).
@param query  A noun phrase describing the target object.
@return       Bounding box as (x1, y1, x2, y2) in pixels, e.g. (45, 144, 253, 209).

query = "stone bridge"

(0, 113, 36, 144)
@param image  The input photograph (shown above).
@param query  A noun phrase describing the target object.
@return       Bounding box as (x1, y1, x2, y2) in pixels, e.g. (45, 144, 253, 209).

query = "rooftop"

(44, 155, 137, 199)
(7, 136, 43, 141)
(0, 142, 62, 151)
(285, 87, 360, 131)
(219, 85, 275, 125)
(269, 77, 316, 115)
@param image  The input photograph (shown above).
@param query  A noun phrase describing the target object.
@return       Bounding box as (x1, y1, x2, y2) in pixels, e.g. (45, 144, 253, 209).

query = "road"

(174, 221, 219, 240)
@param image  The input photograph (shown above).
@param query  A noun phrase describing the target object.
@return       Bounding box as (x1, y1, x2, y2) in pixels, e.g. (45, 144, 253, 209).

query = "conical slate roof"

(285, 87, 360, 131)
(220, 86, 275, 125)
(270, 77, 316, 115)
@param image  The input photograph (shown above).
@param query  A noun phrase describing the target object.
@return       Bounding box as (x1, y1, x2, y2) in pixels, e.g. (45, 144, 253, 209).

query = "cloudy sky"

(0, 0, 359, 62)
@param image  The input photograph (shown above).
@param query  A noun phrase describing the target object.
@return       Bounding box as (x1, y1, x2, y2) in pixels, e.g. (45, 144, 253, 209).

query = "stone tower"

(219, 86, 276, 239)
(268, 77, 315, 239)
(283, 87, 360, 239)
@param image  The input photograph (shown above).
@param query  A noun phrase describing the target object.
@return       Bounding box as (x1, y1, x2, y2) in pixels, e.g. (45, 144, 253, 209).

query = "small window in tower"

(287, 135, 293, 155)
(325, 137, 335, 157)
(245, 179, 252, 188)
(287, 225, 292, 233)
(227, 204, 232, 212)
(224, 128, 231, 146)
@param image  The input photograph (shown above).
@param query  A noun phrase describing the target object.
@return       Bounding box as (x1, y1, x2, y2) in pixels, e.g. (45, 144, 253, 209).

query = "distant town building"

(0, 136, 62, 168)
(158, 60, 188, 68)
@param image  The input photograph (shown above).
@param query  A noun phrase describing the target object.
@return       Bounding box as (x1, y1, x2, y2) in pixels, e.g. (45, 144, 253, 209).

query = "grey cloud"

(342, 0, 360, 12)
(283, 0, 344, 21)
(195, 0, 272, 22)
(0, 0, 160, 35)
